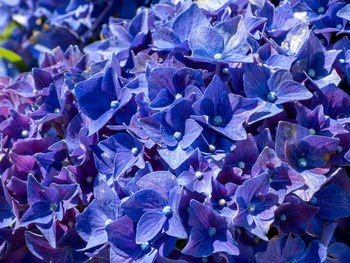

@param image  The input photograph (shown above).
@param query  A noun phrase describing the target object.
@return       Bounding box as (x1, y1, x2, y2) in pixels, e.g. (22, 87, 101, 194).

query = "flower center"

(309, 128, 316, 135)
(110, 100, 120, 109)
(21, 130, 29, 138)
(174, 93, 182, 99)
(54, 108, 60, 114)
(247, 204, 256, 214)
(209, 144, 216, 153)
(297, 158, 307, 168)
(310, 197, 317, 204)
(195, 171, 204, 180)
(208, 227, 216, 237)
(218, 199, 226, 206)
(105, 219, 113, 226)
(214, 53, 223, 60)
(131, 147, 139, 156)
(336, 146, 343, 153)
(280, 214, 287, 221)
(336, 23, 343, 30)
(213, 115, 223, 126)
(162, 206, 173, 217)
(49, 203, 58, 212)
(64, 247, 71, 254)
(62, 159, 70, 167)
(238, 161, 245, 169)
(317, 6, 325, 14)
(86, 176, 93, 183)
(141, 241, 150, 251)
(222, 68, 229, 75)
(173, 131, 182, 141)
(308, 69, 316, 78)
(267, 91, 277, 102)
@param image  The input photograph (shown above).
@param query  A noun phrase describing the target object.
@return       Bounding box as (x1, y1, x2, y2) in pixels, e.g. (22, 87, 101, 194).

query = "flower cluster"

(1, 0, 350, 262)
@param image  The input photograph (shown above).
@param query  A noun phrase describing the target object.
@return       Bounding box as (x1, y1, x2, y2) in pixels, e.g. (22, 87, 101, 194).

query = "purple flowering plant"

(2, 0, 350, 262)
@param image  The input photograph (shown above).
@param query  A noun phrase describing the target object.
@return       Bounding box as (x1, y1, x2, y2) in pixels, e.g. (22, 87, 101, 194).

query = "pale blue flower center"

(162, 206, 173, 217)
(131, 147, 139, 156)
(213, 115, 223, 126)
(317, 6, 325, 14)
(222, 68, 229, 74)
(195, 171, 204, 180)
(49, 203, 58, 212)
(280, 214, 287, 221)
(267, 91, 277, 102)
(238, 161, 245, 169)
(208, 227, 216, 237)
(309, 128, 316, 135)
(110, 100, 120, 109)
(298, 158, 307, 168)
(214, 53, 223, 60)
(337, 146, 343, 153)
(62, 159, 70, 167)
(209, 144, 216, 152)
(310, 197, 317, 204)
(247, 204, 256, 213)
(336, 23, 343, 30)
(308, 69, 316, 78)
(21, 130, 29, 138)
(105, 219, 113, 226)
(141, 241, 150, 250)
(218, 199, 226, 206)
(175, 93, 183, 99)
(54, 108, 60, 114)
(173, 131, 182, 141)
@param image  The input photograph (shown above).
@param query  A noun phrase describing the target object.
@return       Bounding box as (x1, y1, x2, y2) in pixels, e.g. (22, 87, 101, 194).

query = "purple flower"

(291, 32, 341, 88)
(121, 187, 187, 243)
(182, 199, 239, 257)
(188, 16, 253, 63)
(259, 1, 300, 38)
(256, 234, 327, 263)
(177, 149, 215, 195)
(233, 173, 278, 240)
(153, 3, 210, 51)
(244, 64, 312, 123)
(76, 178, 120, 250)
(147, 67, 204, 108)
(75, 66, 132, 135)
(21, 175, 79, 227)
(192, 75, 246, 141)
(25, 229, 91, 263)
(251, 147, 305, 201)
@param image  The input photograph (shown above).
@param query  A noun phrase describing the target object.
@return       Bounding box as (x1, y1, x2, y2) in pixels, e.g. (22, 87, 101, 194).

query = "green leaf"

(0, 21, 17, 43)
(0, 47, 28, 72)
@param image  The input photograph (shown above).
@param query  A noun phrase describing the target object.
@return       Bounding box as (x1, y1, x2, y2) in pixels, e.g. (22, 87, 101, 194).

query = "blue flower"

(75, 66, 132, 135)
(182, 199, 239, 257)
(121, 187, 187, 243)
